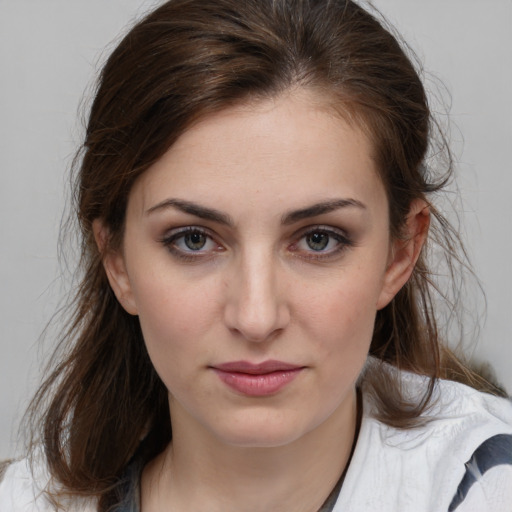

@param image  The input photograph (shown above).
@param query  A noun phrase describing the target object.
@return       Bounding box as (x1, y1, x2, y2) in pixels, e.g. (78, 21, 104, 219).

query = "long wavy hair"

(25, 0, 503, 508)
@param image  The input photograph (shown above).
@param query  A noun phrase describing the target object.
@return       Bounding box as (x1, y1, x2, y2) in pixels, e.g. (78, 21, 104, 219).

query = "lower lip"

(213, 368, 303, 396)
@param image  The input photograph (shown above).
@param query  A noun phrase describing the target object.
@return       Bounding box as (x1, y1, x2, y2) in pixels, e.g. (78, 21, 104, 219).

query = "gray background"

(1, 0, 511, 460)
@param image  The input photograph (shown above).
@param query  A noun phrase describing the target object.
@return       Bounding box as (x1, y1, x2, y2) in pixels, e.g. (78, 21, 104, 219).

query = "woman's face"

(104, 90, 415, 448)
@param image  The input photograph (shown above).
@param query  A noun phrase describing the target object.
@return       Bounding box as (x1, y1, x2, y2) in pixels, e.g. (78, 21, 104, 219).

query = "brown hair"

(26, 0, 503, 507)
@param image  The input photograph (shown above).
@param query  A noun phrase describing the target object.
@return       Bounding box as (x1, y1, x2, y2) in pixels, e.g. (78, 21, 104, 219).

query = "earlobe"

(376, 199, 430, 310)
(92, 219, 138, 316)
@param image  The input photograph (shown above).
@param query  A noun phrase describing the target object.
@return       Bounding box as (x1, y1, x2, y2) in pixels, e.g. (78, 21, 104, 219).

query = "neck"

(141, 390, 359, 512)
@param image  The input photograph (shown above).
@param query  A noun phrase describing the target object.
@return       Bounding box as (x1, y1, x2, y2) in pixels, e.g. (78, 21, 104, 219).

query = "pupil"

(307, 232, 329, 251)
(185, 232, 206, 250)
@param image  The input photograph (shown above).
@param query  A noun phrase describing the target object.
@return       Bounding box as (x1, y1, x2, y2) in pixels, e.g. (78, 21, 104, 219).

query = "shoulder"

(0, 457, 51, 512)
(334, 370, 512, 511)
(367, 368, 512, 461)
(0, 456, 96, 512)
(394, 373, 512, 511)
(409, 373, 512, 441)
(378, 368, 512, 440)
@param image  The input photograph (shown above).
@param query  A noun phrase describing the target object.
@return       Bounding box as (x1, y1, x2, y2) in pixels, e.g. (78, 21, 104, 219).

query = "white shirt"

(333, 373, 512, 511)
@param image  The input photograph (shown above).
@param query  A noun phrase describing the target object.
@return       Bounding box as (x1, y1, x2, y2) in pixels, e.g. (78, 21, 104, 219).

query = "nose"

(223, 249, 290, 342)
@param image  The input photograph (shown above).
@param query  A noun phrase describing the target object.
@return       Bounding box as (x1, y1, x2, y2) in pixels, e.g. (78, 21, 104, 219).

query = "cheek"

(132, 262, 219, 329)
(129, 268, 224, 376)
(295, 265, 384, 358)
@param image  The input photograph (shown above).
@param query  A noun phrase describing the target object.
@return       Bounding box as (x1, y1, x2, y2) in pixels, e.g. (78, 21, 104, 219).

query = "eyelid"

(160, 225, 212, 242)
(288, 225, 353, 260)
(159, 226, 224, 261)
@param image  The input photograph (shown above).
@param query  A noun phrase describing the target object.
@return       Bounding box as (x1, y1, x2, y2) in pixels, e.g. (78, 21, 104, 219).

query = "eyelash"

(289, 226, 353, 261)
(160, 227, 222, 262)
(159, 225, 353, 262)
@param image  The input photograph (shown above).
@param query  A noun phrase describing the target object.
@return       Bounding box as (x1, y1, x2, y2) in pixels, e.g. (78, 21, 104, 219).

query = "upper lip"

(212, 360, 304, 374)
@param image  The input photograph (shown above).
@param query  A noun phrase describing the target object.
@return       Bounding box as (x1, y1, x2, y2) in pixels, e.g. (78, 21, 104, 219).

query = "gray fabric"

(318, 472, 344, 512)
(111, 459, 142, 512)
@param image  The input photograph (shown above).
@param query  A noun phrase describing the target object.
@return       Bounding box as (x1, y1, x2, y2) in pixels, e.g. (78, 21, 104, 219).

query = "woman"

(1, 0, 511, 510)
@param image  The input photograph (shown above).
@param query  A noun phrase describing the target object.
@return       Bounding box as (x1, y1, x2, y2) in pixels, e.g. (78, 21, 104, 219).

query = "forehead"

(128, 89, 387, 218)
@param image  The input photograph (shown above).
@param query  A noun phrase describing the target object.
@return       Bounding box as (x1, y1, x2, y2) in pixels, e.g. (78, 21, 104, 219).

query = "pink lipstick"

(211, 360, 304, 396)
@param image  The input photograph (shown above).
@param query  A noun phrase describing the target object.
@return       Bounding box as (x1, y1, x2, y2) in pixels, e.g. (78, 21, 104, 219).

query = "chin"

(220, 430, 304, 449)
(207, 411, 316, 449)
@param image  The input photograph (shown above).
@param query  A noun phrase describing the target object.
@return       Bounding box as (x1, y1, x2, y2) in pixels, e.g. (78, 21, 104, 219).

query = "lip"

(211, 360, 305, 396)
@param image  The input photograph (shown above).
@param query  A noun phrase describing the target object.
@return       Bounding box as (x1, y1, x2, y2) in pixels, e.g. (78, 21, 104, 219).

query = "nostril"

(224, 298, 290, 343)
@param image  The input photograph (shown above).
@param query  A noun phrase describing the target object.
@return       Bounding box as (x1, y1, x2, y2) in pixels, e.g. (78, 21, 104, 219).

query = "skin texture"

(97, 89, 429, 511)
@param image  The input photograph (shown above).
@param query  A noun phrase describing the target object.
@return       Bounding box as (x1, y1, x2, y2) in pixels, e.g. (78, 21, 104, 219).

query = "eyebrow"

(145, 197, 366, 226)
(281, 198, 366, 225)
(146, 198, 234, 226)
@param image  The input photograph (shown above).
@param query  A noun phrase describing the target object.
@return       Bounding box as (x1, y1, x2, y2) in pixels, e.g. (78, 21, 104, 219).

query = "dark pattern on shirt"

(448, 434, 512, 511)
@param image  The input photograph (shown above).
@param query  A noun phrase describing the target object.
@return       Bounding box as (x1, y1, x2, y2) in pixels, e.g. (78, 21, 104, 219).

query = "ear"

(92, 219, 138, 315)
(376, 199, 430, 310)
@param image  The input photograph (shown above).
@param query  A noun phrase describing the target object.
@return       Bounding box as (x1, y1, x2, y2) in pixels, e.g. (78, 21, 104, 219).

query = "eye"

(290, 226, 352, 260)
(179, 231, 209, 251)
(160, 227, 222, 260)
(304, 231, 334, 251)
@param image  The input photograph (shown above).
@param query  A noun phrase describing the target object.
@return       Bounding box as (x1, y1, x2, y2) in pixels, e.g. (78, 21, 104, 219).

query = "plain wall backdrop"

(1, 0, 511, 460)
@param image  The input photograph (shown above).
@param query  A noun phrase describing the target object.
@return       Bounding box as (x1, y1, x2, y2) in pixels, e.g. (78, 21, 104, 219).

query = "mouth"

(210, 360, 305, 396)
